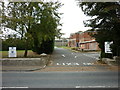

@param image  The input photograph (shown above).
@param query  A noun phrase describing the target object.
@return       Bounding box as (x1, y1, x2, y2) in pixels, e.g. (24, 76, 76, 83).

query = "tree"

(2, 1, 62, 56)
(30, 1, 62, 54)
(77, 2, 120, 58)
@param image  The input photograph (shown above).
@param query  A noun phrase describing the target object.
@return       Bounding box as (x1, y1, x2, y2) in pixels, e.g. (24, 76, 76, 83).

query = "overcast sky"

(2, 0, 91, 38)
(59, 0, 91, 38)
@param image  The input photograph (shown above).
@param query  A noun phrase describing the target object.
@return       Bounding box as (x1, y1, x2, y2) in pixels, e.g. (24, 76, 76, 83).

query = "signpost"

(105, 41, 113, 53)
(8, 47, 17, 57)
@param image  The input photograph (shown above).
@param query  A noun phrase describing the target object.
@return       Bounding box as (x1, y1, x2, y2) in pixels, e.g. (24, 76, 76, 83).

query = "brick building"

(68, 31, 82, 47)
(68, 31, 100, 51)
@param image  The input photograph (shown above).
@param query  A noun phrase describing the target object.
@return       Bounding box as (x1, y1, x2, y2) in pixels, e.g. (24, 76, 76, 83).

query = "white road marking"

(56, 63, 80, 66)
(66, 63, 72, 65)
(63, 63, 65, 65)
(57, 63, 60, 65)
(75, 63, 79, 65)
(62, 54, 65, 57)
(74, 56, 77, 58)
(83, 63, 93, 65)
(75, 86, 117, 88)
(57, 63, 94, 66)
(1, 87, 29, 88)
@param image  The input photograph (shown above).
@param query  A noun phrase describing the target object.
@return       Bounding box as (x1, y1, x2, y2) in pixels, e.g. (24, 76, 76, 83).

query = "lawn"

(0, 50, 41, 58)
(57, 46, 72, 50)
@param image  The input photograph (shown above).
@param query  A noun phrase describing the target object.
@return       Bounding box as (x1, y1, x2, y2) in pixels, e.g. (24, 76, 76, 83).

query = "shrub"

(32, 39, 54, 54)
(2, 38, 32, 51)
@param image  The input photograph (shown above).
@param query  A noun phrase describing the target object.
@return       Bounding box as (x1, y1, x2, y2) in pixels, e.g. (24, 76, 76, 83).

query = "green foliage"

(29, 2, 62, 54)
(2, 1, 63, 55)
(78, 2, 120, 57)
(32, 39, 54, 54)
(2, 38, 32, 51)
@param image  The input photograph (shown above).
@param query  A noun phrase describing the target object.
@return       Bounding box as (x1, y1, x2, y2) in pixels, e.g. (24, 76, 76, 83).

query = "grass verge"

(0, 50, 41, 58)
(57, 46, 72, 50)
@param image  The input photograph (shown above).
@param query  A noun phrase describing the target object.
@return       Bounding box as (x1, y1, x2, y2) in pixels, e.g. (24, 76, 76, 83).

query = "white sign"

(8, 47, 17, 57)
(105, 41, 113, 53)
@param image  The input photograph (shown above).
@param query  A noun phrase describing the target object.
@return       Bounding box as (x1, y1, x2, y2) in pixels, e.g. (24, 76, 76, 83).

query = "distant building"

(55, 38, 68, 47)
(68, 31, 100, 51)
(68, 31, 82, 47)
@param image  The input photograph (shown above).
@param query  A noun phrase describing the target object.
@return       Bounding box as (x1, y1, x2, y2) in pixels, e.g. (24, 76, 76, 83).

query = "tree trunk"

(24, 47, 28, 57)
(24, 39, 28, 57)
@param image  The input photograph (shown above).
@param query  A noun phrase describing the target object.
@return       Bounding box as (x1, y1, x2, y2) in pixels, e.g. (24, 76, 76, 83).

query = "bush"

(2, 38, 32, 51)
(32, 39, 54, 54)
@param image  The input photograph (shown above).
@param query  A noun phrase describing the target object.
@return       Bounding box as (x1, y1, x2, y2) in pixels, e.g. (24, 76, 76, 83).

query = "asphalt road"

(2, 48, 119, 88)
(51, 47, 100, 66)
(2, 71, 118, 88)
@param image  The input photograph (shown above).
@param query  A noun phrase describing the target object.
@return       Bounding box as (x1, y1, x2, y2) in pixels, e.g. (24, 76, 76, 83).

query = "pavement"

(1, 66, 45, 72)
(1, 56, 50, 72)
(1, 47, 119, 72)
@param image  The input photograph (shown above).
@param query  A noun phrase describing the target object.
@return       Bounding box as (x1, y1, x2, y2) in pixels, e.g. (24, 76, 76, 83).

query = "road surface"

(45, 47, 114, 71)
(2, 71, 118, 88)
(51, 47, 100, 66)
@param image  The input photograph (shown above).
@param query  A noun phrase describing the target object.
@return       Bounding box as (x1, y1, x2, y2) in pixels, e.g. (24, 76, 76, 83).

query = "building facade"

(55, 38, 68, 47)
(68, 31, 100, 51)
(68, 31, 82, 47)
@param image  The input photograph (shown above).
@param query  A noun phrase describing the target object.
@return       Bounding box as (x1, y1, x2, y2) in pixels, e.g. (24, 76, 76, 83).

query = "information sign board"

(8, 47, 17, 57)
(105, 41, 113, 53)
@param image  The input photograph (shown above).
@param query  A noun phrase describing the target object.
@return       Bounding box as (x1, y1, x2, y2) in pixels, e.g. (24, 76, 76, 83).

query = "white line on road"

(75, 86, 118, 88)
(1, 87, 29, 88)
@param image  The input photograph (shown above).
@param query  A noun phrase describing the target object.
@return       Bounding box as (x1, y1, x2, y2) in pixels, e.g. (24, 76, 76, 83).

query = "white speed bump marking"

(56, 63, 80, 66)
(83, 63, 93, 65)
(75, 63, 79, 65)
(66, 63, 72, 65)
(63, 63, 65, 65)
(57, 63, 60, 65)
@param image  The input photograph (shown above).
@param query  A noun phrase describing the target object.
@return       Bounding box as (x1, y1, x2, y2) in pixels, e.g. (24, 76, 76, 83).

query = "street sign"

(105, 41, 113, 53)
(8, 47, 17, 57)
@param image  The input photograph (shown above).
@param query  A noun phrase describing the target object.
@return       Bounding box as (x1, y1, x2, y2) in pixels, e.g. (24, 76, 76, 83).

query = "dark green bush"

(32, 39, 54, 54)
(2, 38, 32, 51)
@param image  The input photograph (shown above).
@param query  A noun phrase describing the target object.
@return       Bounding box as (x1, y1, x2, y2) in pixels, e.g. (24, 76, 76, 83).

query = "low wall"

(0, 56, 50, 66)
(102, 56, 120, 66)
(113, 56, 120, 61)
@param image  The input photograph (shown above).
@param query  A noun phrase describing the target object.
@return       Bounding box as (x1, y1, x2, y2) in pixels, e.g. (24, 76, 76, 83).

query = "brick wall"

(68, 31, 100, 50)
